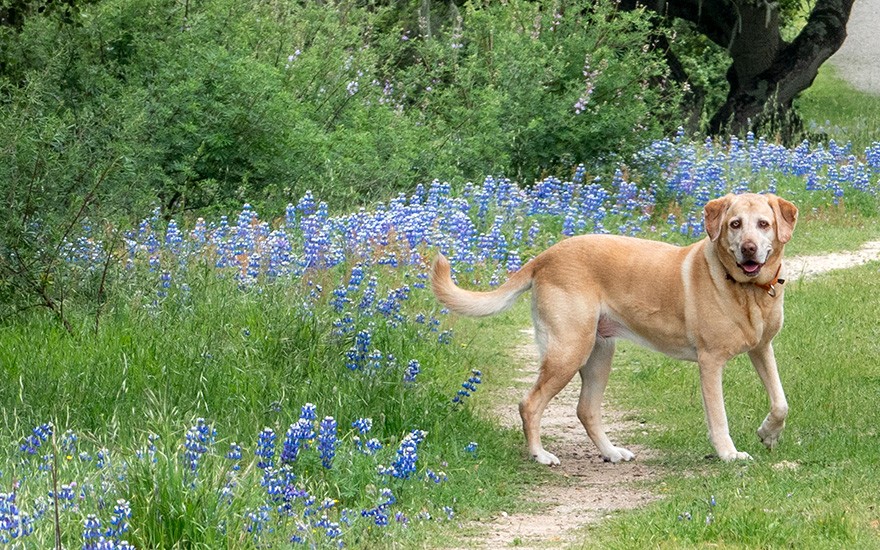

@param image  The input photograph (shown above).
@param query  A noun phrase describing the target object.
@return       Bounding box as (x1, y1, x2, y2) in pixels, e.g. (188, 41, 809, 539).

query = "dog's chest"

(715, 293, 784, 353)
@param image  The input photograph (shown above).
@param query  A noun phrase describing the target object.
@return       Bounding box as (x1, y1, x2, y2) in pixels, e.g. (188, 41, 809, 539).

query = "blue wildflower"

(452, 369, 483, 403)
(256, 428, 276, 470)
(81, 514, 102, 550)
(351, 418, 372, 435)
(20, 423, 53, 455)
(184, 418, 214, 475)
(318, 417, 338, 469)
(225, 442, 242, 471)
(403, 359, 421, 384)
(107, 499, 132, 539)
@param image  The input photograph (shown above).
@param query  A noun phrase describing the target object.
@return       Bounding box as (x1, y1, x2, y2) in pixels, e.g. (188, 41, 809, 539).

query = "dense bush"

(1, 0, 680, 212)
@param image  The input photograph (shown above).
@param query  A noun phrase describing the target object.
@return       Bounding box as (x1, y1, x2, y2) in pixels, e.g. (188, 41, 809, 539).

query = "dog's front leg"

(698, 355, 752, 461)
(749, 343, 788, 450)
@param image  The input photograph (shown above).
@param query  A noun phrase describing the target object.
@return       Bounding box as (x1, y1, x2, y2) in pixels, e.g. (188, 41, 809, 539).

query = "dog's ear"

(703, 195, 731, 242)
(771, 196, 798, 244)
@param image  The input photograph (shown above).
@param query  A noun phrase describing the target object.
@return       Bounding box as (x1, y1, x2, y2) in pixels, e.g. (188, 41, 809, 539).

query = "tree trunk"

(620, 0, 855, 135)
(709, 0, 855, 134)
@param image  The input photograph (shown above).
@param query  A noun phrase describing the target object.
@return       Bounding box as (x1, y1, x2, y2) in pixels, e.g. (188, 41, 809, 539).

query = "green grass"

(0, 268, 536, 547)
(796, 64, 880, 152)
(783, 207, 880, 256)
(550, 262, 880, 548)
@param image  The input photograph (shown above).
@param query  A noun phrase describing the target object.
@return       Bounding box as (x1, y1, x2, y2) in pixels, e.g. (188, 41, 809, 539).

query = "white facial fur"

(724, 198, 776, 268)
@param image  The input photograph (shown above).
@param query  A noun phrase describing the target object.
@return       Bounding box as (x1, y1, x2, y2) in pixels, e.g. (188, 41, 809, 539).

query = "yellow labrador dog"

(432, 193, 798, 465)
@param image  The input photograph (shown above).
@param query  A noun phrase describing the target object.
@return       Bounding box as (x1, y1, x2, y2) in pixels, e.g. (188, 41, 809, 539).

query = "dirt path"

(454, 240, 880, 549)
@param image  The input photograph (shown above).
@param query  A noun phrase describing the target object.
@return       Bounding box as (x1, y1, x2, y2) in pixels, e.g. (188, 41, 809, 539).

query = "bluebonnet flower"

(144, 433, 159, 463)
(157, 271, 171, 298)
(452, 369, 483, 403)
(184, 418, 215, 475)
(361, 487, 397, 527)
(107, 499, 132, 539)
(346, 330, 372, 371)
(351, 418, 372, 435)
(355, 434, 383, 455)
(426, 469, 448, 483)
(20, 423, 53, 455)
(190, 217, 207, 243)
(164, 219, 183, 252)
(255, 428, 276, 470)
(380, 430, 427, 480)
(50, 482, 78, 510)
(282, 418, 314, 464)
(225, 442, 242, 471)
(465, 441, 478, 456)
(246, 506, 271, 537)
(61, 429, 78, 457)
(96, 448, 110, 470)
(358, 276, 378, 312)
(285, 203, 297, 229)
(379, 487, 396, 507)
(329, 284, 349, 312)
(331, 312, 355, 337)
(366, 438, 383, 454)
(1, 491, 35, 541)
(82, 514, 102, 550)
(403, 359, 421, 384)
(318, 417, 338, 469)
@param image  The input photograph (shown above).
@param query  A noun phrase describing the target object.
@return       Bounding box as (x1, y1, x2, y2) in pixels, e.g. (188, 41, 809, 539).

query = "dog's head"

(704, 193, 798, 279)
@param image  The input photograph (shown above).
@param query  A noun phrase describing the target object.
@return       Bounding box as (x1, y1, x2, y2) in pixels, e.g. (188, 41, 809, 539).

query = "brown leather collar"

(726, 264, 785, 297)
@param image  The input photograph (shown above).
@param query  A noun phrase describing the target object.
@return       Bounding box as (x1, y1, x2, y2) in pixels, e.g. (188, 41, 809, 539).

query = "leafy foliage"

(2, 0, 679, 211)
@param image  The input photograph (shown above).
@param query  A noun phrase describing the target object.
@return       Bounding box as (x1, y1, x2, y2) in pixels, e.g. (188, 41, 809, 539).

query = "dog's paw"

(757, 422, 784, 450)
(718, 450, 753, 462)
(602, 446, 635, 463)
(532, 449, 561, 466)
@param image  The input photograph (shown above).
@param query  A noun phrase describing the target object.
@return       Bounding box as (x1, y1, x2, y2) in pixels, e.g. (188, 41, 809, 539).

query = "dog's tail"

(430, 254, 534, 317)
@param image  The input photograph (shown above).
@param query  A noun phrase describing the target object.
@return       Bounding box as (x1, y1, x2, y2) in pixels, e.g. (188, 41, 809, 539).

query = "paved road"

(828, 0, 880, 94)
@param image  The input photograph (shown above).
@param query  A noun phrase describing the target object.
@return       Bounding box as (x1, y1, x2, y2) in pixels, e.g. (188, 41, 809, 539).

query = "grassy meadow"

(2, 15, 880, 550)
(2, 131, 879, 548)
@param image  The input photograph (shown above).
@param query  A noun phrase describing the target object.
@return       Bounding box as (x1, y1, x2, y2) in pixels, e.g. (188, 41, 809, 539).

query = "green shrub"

(1, 0, 681, 214)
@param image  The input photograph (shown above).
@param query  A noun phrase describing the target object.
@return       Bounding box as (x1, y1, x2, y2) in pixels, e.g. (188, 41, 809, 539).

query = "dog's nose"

(741, 241, 757, 257)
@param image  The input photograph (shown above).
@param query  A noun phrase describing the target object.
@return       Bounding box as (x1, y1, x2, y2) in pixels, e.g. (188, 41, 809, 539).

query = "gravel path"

(828, 0, 880, 94)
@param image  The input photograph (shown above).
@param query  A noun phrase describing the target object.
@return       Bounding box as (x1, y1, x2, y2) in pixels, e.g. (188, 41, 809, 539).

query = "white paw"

(532, 449, 561, 466)
(718, 450, 753, 462)
(603, 446, 635, 463)
(757, 422, 784, 449)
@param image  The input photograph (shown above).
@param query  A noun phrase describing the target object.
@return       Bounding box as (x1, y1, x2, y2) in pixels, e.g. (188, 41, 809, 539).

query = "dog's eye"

(758, 220, 770, 229)
(729, 219, 741, 229)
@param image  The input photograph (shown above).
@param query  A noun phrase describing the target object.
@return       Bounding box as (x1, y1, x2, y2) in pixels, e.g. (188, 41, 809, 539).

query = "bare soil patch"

(452, 329, 661, 549)
(784, 240, 880, 281)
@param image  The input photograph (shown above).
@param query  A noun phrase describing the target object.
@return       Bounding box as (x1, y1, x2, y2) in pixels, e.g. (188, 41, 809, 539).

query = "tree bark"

(709, 0, 855, 133)
(620, 0, 856, 135)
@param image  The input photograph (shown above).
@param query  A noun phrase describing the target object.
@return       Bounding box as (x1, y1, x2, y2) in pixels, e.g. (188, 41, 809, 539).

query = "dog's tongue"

(741, 262, 762, 273)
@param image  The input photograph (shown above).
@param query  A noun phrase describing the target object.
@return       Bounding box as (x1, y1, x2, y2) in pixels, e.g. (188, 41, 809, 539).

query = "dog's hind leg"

(576, 338, 634, 463)
(519, 323, 594, 466)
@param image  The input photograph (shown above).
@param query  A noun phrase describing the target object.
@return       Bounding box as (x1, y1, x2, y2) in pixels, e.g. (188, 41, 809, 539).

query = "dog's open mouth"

(738, 260, 763, 277)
